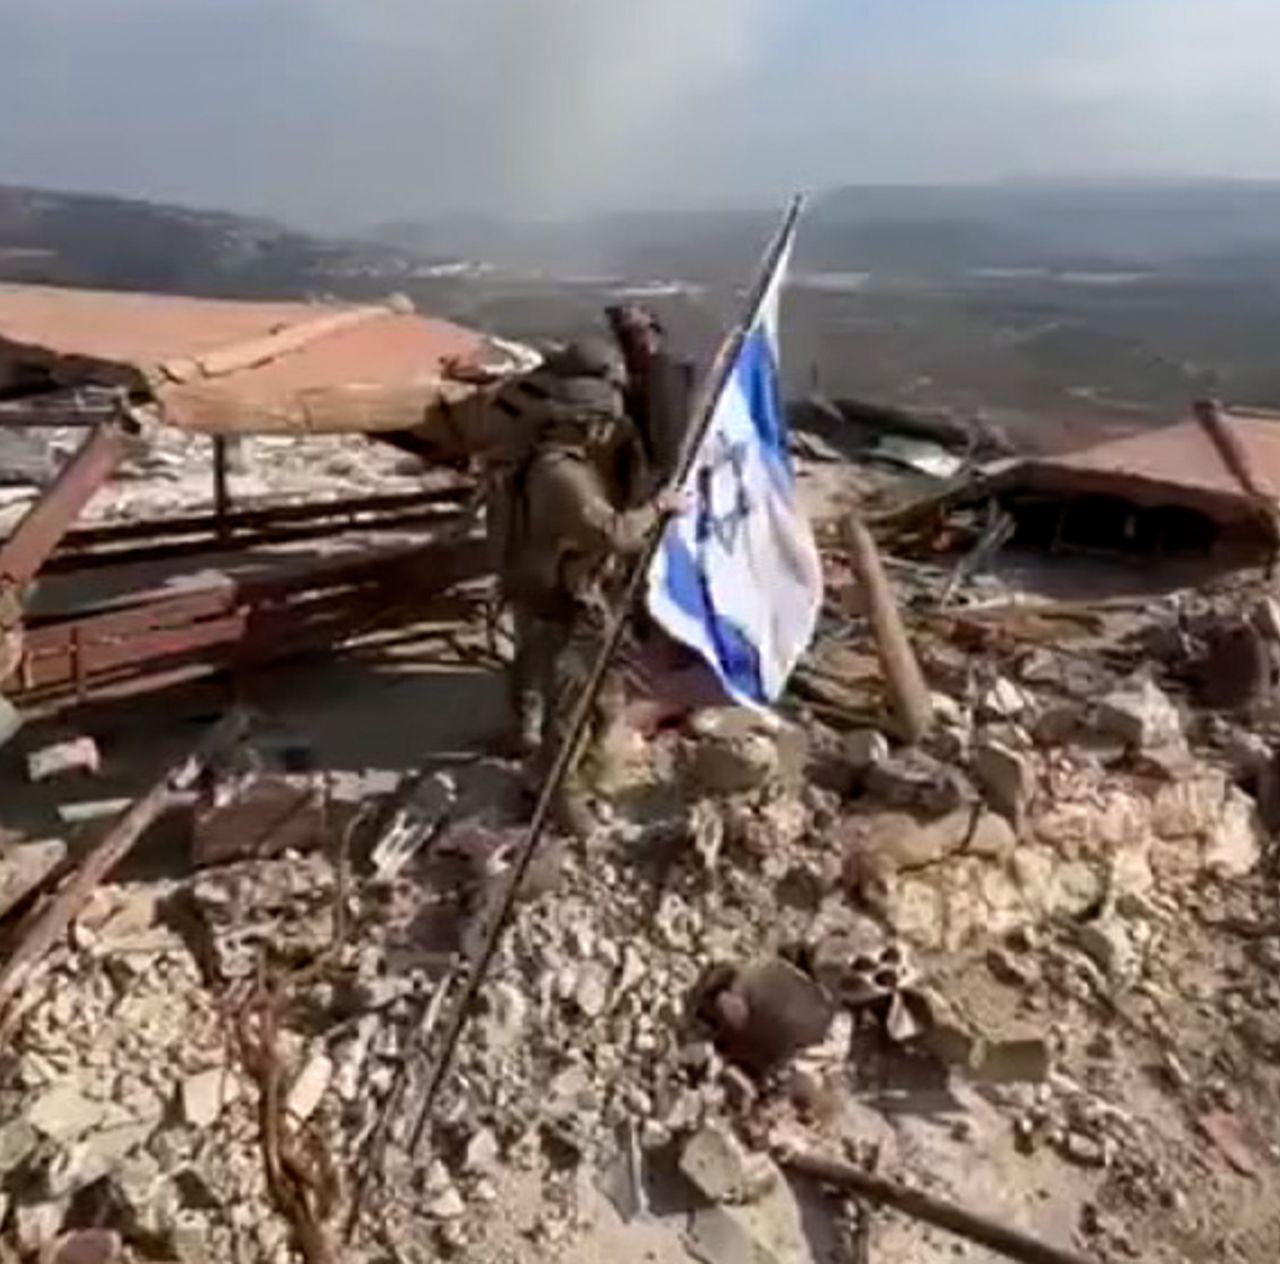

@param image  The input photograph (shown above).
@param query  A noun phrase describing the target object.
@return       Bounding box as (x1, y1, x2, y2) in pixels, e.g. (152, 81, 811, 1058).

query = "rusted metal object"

(844, 514, 934, 744)
(778, 1148, 1097, 1264)
(10, 534, 487, 713)
(0, 710, 250, 1030)
(43, 487, 470, 572)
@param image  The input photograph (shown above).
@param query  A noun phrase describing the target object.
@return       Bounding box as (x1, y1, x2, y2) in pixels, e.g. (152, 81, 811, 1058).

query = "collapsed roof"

(992, 408, 1280, 529)
(0, 283, 532, 434)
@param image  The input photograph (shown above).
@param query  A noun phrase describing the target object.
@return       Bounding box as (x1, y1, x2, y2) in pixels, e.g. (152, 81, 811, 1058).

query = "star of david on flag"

(645, 201, 823, 706)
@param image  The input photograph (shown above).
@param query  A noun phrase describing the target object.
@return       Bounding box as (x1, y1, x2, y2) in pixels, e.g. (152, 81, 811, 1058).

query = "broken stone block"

(680, 1124, 777, 1205)
(0, 838, 67, 920)
(864, 749, 972, 816)
(27, 737, 101, 783)
(973, 738, 1033, 821)
(1096, 680, 1182, 750)
(1203, 787, 1265, 877)
(49, 1229, 123, 1264)
(847, 809, 974, 888)
(1059, 1131, 1108, 1169)
(29, 1084, 109, 1143)
(1032, 704, 1084, 747)
(687, 711, 782, 796)
(15, 1201, 64, 1255)
(285, 1051, 332, 1124)
(422, 1160, 466, 1220)
(0, 1119, 38, 1171)
(841, 729, 889, 776)
(1076, 919, 1139, 984)
(462, 1127, 500, 1175)
(979, 676, 1030, 720)
(179, 1069, 238, 1129)
(684, 1161, 813, 1264)
(966, 811, 1017, 860)
(1152, 771, 1229, 839)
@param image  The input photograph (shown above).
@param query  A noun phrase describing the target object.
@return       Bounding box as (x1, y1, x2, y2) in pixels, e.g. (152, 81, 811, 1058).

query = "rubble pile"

(4, 540, 1280, 1261)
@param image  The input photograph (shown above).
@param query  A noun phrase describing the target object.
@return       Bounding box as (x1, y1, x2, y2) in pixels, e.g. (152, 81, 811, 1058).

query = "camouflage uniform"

(487, 342, 662, 836)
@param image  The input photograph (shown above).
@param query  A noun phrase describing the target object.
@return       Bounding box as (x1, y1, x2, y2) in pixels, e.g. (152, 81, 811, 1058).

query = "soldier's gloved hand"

(655, 488, 695, 519)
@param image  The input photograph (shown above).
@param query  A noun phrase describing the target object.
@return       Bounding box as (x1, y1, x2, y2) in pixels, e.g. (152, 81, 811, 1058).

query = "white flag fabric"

(645, 224, 822, 705)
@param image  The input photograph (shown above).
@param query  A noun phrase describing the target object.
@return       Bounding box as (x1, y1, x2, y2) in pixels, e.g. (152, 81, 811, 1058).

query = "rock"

(180, 1069, 238, 1129)
(285, 1052, 332, 1124)
(49, 1229, 123, 1264)
(687, 709, 783, 795)
(1077, 919, 1138, 983)
(979, 676, 1030, 719)
(1096, 680, 1182, 750)
(27, 737, 101, 782)
(966, 811, 1017, 860)
(684, 1163, 813, 1264)
(986, 947, 1034, 987)
(29, 1084, 109, 1143)
(1254, 596, 1280, 642)
(0, 838, 67, 919)
(462, 1127, 500, 1174)
(15, 1201, 64, 1254)
(423, 1161, 467, 1221)
(573, 962, 612, 1019)
(846, 809, 974, 887)
(1033, 704, 1084, 747)
(972, 1037, 1051, 1085)
(0, 1119, 39, 1170)
(1060, 1131, 1108, 1169)
(973, 738, 1033, 821)
(680, 1125, 777, 1205)
(1204, 787, 1265, 877)
(865, 750, 972, 816)
(478, 981, 528, 1052)
(841, 729, 889, 776)
(1152, 771, 1229, 839)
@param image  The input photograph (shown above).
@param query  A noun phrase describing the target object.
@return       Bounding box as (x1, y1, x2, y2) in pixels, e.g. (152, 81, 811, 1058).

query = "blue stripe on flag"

(662, 531, 766, 703)
(735, 323, 792, 489)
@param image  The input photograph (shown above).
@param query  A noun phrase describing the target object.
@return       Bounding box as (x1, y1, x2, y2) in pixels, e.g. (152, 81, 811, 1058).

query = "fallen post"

(779, 1149, 1097, 1264)
(843, 514, 934, 743)
(0, 709, 250, 1027)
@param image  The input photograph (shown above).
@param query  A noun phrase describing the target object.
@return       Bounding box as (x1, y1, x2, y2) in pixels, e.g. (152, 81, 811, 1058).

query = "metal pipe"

(780, 1150, 1097, 1264)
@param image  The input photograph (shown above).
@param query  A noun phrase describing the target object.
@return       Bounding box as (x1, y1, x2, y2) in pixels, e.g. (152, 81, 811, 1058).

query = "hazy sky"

(2, 0, 1279, 229)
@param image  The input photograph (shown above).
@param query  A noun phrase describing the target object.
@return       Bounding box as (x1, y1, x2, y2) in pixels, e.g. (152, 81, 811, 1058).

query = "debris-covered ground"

(4, 429, 1280, 1264)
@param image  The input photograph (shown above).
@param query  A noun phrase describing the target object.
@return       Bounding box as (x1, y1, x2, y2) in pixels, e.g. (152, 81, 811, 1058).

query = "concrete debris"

(27, 737, 101, 782)
(0, 838, 66, 919)
(680, 1124, 778, 1205)
(9, 394, 1280, 1264)
(687, 709, 785, 795)
(180, 1069, 238, 1129)
(972, 737, 1033, 821)
(1096, 679, 1183, 750)
(285, 1050, 332, 1124)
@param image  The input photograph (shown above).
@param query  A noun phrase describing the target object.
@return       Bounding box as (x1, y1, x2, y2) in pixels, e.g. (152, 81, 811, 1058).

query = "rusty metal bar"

(43, 490, 470, 574)
(779, 1150, 1096, 1264)
(9, 536, 486, 712)
(0, 418, 131, 590)
(213, 435, 232, 546)
(0, 710, 250, 1031)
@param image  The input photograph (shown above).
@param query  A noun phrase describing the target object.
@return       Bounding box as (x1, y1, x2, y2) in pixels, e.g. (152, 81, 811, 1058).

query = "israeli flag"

(645, 205, 822, 706)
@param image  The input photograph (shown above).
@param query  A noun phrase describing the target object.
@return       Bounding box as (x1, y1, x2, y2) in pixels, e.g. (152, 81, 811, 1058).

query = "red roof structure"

(0, 283, 509, 433)
(996, 409, 1280, 525)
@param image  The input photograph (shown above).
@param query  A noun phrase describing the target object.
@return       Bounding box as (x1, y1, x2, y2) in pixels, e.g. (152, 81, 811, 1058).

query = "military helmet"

(542, 338, 627, 392)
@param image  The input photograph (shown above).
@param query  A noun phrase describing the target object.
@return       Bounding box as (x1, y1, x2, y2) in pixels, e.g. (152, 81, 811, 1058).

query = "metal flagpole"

(381, 193, 806, 1203)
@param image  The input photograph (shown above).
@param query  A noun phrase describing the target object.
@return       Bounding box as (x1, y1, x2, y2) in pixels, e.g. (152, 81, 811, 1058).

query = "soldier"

(488, 338, 685, 837)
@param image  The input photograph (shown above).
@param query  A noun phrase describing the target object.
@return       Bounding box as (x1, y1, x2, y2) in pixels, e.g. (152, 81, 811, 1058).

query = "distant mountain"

(376, 181, 1280, 281)
(0, 184, 446, 300)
